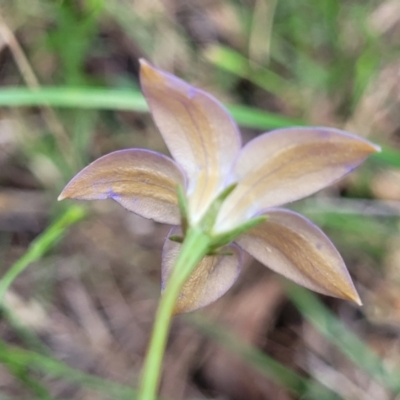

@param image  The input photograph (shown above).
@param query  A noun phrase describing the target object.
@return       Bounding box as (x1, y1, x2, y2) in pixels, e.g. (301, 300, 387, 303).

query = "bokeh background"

(1, 0, 400, 399)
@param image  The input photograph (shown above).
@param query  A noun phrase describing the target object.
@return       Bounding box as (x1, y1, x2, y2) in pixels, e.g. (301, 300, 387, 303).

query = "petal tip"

(344, 288, 362, 306)
(372, 143, 382, 153)
(360, 138, 381, 154)
(58, 188, 70, 201)
(351, 292, 363, 306)
(57, 182, 89, 201)
(139, 58, 150, 69)
(139, 59, 161, 83)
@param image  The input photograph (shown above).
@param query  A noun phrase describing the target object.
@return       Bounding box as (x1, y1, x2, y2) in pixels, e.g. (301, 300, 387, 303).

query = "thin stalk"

(0, 206, 86, 305)
(0, 15, 73, 166)
(137, 227, 211, 400)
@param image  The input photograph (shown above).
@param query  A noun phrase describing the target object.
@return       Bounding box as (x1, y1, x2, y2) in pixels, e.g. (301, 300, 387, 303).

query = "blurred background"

(1, 0, 400, 399)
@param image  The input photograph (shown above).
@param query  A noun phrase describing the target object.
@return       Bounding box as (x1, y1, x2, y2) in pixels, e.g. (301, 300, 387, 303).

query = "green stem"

(0, 205, 86, 305)
(137, 227, 211, 400)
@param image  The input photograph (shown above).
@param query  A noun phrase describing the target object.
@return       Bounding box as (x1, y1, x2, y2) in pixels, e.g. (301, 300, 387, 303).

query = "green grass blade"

(1, 88, 396, 159)
(189, 314, 342, 400)
(0, 87, 299, 129)
(286, 284, 400, 394)
(1, 355, 54, 400)
(0, 304, 51, 355)
(229, 103, 303, 129)
(371, 145, 400, 168)
(0, 205, 86, 304)
(0, 87, 148, 111)
(204, 44, 293, 96)
(0, 339, 136, 399)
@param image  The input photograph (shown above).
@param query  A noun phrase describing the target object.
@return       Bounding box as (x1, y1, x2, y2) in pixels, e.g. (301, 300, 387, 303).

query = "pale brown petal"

(162, 228, 242, 313)
(216, 127, 380, 232)
(58, 149, 185, 224)
(140, 60, 241, 222)
(236, 208, 361, 304)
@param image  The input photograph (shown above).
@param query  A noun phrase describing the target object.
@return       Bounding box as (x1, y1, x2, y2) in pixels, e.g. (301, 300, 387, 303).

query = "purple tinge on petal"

(162, 227, 243, 313)
(58, 148, 186, 225)
(140, 60, 241, 221)
(216, 127, 380, 232)
(236, 208, 361, 304)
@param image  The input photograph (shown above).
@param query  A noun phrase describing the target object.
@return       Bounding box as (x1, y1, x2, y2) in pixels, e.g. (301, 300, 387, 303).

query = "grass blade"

(204, 44, 293, 96)
(0, 205, 86, 304)
(286, 284, 400, 395)
(0, 339, 136, 399)
(0, 87, 300, 129)
(189, 314, 342, 400)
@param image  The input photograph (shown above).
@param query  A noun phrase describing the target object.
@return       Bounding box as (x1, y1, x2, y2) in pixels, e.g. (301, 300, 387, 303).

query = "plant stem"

(137, 227, 211, 400)
(0, 206, 86, 305)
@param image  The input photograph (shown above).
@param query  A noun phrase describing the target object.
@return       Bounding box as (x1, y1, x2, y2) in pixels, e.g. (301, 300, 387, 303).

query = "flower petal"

(140, 59, 241, 222)
(162, 228, 242, 313)
(216, 127, 380, 232)
(236, 208, 361, 304)
(58, 149, 185, 224)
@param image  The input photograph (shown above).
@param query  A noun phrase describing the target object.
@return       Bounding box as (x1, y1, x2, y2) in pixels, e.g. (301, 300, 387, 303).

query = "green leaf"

(0, 87, 300, 129)
(286, 284, 400, 394)
(372, 146, 400, 168)
(204, 44, 293, 96)
(189, 313, 342, 399)
(0, 87, 148, 111)
(0, 339, 137, 399)
(0, 206, 86, 304)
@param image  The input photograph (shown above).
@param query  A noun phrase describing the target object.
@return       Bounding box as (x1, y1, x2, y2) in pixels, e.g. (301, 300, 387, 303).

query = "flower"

(59, 60, 380, 314)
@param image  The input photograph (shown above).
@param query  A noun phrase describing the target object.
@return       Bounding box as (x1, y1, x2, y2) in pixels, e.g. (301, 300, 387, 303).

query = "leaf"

(0, 206, 86, 304)
(287, 285, 400, 394)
